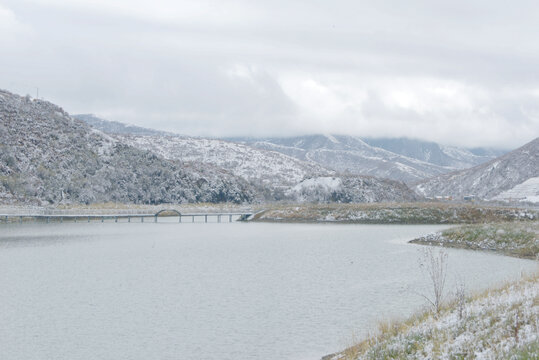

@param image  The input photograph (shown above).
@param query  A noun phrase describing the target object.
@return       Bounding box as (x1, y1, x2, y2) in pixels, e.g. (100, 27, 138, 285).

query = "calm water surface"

(0, 222, 536, 360)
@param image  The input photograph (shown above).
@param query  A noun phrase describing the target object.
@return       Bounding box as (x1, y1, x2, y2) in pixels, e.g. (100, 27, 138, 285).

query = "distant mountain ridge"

(361, 137, 506, 169)
(75, 115, 423, 202)
(77, 114, 506, 185)
(415, 137, 539, 201)
(232, 134, 502, 184)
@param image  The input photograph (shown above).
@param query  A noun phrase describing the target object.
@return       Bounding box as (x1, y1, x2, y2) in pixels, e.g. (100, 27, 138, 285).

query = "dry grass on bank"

(253, 203, 538, 224)
(327, 272, 539, 360)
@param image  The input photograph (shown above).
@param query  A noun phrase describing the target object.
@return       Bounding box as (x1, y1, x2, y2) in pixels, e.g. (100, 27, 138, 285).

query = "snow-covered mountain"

(76, 115, 420, 203)
(235, 135, 452, 184)
(362, 137, 505, 169)
(117, 135, 329, 193)
(115, 134, 420, 202)
(415, 137, 539, 201)
(0, 91, 420, 206)
(0, 90, 255, 205)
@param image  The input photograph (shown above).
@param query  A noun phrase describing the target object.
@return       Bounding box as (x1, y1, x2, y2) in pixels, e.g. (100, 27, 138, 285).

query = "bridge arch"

(155, 209, 182, 217)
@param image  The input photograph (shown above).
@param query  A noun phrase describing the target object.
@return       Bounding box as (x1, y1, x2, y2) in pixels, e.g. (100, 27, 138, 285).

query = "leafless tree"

(418, 248, 448, 316)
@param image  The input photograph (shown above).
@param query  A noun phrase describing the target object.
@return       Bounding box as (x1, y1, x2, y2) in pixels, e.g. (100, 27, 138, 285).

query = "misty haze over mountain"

(2, 0, 539, 148)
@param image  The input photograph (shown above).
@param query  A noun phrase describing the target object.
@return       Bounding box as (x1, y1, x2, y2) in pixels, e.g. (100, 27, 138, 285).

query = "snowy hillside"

(236, 135, 455, 184)
(0, 94, 421, 206)
(415, 137, 539, 201)
(0, 90, 254, 205)
(117, 134, 419, 202)
(492, 177, 539, 203)
(285, 176, 420, 203)
(118, 134, 329, 190)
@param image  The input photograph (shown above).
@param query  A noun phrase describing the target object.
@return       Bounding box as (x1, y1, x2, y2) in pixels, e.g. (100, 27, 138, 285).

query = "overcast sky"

(1, 0, 538, 148)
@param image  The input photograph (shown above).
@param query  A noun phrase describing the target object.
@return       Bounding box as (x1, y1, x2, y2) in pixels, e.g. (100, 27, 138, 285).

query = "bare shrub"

(454, 276, 466, 320)
(418, 248, 448, 315)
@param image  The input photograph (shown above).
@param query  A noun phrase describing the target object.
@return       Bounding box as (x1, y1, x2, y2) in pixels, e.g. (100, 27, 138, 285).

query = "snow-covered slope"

(415, 137, 539, 201)
(75, 116, 421, 203)
(117, 135, 420, 202)
(0, 90, 255, 205)
(118, 135, 330, 189)
(285, 176, 420, 203)
(492, 177, 539, 203)
(236, 135, 455, 184)
(362, 137, 504, 169)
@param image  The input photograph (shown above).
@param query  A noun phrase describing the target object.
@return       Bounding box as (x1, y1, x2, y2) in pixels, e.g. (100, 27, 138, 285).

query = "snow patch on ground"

(492, 177, 539, 203)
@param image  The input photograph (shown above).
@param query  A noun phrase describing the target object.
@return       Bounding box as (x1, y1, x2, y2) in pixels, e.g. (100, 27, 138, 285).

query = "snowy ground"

(493, 177, 539, 204)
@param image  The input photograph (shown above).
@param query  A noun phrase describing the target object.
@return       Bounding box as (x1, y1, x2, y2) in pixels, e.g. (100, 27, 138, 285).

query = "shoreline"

(324, 221, 538, 359)
(410, 222, 539, 260)
(1, 202, 537, 357)
(251, 203, 538, 224)
(324, 272, 539, 360)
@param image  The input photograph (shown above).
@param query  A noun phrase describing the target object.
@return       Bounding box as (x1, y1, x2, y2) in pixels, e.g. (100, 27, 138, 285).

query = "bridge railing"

(0, 207, 155, 216)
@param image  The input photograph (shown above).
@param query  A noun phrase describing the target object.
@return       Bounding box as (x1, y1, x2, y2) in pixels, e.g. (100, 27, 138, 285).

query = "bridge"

(0, 209, 254, 224)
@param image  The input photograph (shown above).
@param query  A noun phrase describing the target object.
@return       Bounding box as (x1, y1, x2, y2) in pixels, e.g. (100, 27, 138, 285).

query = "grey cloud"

(1, 0, 538, 147)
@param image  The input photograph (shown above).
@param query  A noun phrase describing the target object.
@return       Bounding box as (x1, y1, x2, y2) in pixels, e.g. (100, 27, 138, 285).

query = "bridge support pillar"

(205, 215, 207, 223)
(179, 216, 181, 223)
(19, 216, 22, 224)
(128, 216, 131, 223)
(154, 215, 157, 223)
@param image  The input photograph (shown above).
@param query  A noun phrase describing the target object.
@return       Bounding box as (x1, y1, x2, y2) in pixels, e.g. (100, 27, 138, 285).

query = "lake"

(0, 222, 535, 360)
